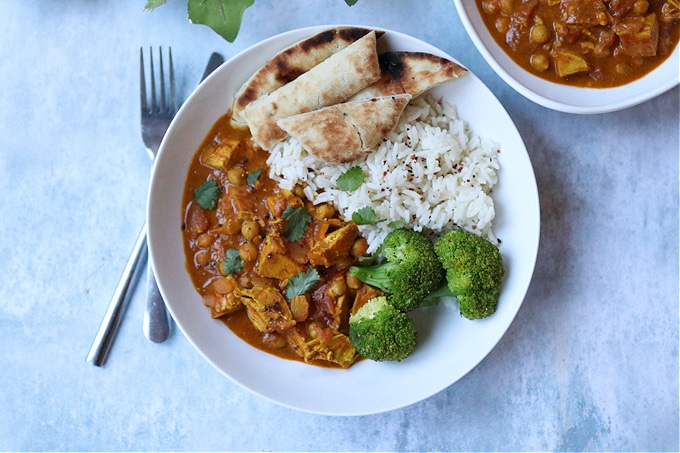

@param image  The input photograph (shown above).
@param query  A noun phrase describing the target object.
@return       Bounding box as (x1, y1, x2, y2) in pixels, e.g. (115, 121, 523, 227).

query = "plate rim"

(147, 24, 541, 416)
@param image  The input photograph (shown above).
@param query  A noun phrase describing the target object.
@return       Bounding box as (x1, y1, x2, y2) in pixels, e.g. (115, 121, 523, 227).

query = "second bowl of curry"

(454, 0, 680, 113)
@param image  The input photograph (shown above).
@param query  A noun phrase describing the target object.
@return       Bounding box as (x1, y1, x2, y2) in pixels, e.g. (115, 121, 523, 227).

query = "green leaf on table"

(345, 0, 359, 5)
(144, 0, 166, 11)
(194, 179, 220, 210)
(187, 0, 255, 43)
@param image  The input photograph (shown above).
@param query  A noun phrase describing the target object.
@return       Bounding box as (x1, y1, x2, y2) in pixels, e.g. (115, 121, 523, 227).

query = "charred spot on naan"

(232, 27, 383, 125)
(245, 31, 382, 150)
(351, 52, 468, 100)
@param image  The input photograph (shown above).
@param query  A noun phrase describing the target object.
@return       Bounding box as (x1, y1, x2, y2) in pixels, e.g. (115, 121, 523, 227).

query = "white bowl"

(453, 0, 680, 114)
(147, 25, 540, 415)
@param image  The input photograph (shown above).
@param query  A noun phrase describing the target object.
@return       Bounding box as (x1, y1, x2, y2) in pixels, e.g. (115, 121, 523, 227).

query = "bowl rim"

(453, 0, 680, 114)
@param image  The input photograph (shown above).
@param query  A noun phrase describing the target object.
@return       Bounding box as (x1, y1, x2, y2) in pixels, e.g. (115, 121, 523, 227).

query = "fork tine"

(140, 47, 147, 113)
(158, 46, 166, 113)
(149, 46, 157, 113)
(168, 47, 177, 113)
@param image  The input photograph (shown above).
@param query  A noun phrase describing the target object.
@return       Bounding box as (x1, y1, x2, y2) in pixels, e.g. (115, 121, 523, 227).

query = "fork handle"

(87, 226, 148, 366)
(143, 264, 170, 343)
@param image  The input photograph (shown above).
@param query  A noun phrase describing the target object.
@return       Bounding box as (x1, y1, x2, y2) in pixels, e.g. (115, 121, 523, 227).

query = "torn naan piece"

(349, 52, 468, 100)
(277, 94, 412, 164)
(245, 31, 381, 150)
(232, 27, 382, 125)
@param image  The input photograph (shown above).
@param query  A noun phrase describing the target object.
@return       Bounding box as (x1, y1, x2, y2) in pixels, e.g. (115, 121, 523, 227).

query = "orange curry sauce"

(181, 112, 380, 368)
(476, 0, 679, 87)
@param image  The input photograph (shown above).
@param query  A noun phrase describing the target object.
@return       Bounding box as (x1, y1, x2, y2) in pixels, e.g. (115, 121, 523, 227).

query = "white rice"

(266, 94, 500, 253)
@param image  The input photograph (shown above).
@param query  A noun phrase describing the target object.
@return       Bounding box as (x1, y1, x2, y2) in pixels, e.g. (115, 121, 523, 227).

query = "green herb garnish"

(388, 220, 407, 229)
(194, 179, 220, 210)
(281, 205, 311, 242)
(285, 268, 320, 299)
(352, 206, 382, 225)
(220, 248, 244, 275)
(247, 169, 263, 185)
(336, 166, 365, 192)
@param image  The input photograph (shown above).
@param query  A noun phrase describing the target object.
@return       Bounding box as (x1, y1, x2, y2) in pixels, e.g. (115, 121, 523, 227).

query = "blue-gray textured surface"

(0, 0, 677, 451)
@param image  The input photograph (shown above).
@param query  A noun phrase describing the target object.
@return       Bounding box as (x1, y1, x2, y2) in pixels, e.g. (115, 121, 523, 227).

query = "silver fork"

(140, 46, 175, 344)
(86, 47, 175, 366)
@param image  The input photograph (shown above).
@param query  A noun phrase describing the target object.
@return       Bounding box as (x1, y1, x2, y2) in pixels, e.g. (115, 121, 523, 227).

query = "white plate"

(454, 0, 680, 114)
(147, 25, 540, 416)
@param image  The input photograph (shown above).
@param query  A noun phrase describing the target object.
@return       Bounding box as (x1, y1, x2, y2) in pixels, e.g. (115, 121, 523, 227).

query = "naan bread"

(277, 94, 412, 163)
(350, 52, 468, 100)
(245, 31, 381, 150)
(232, 27, 381, 124)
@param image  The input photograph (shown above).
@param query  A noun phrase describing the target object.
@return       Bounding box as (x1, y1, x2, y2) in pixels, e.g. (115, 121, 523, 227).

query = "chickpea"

(290, 294, 310, 322)
(292, 184, 306, 198)
(530, 24, 550, 44)
(225, 216, 243, 235)
(212, 276, 236, 295)
(307, 322, 321, 339)
(495, 17, 510, 34)
(241, 219, 261, 242)
(195, 250, 210, 266)
(238, 242, 258, 262)
(334, 257, 354, 270)
(530, 53, 549, 72)
(226, 165, 247, 185)
(346, 274, 362, 290)
(499, 0, 514, 15)
(350, 237, 369, 258)
(314, 203, 336, 219)
(481, 0, 498, 15)
(330, 278, 347, 297)
(633, 0, 648, 14)
(196, 233, 214, 248)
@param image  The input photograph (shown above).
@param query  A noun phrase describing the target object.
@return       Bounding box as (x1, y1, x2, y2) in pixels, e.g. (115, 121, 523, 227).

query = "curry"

(476, 0, 680, 87)
(181, 112, 380, 368)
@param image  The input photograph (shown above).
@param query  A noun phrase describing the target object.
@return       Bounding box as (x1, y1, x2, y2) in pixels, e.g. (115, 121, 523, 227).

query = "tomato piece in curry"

(181, 112, 380, 369)
(476, 0, 680, 87)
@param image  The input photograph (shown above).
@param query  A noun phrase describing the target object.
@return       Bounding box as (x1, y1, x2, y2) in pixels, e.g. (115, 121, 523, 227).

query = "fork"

(86, 47, 175, 366)
(140, 46, 176, 344)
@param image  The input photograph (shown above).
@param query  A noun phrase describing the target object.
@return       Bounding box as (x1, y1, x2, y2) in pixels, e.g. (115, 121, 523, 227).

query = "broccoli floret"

(348, 229, 445, 312)
(433, 228, 504, 320)
(348, 296, 417, 362)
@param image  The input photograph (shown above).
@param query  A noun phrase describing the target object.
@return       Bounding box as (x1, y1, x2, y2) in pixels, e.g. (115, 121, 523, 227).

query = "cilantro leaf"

(281, 205, 311, 242)
(187, 0, 255, 43)
(352, 206, 380, 225)
(194, 179, 220, 210)
(336, 166, 365, 192)
(388, 220, 407, 229)
(220, 248, 244, 275)
(247, 169, 263, 185)
(285, 268, 320, 299)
